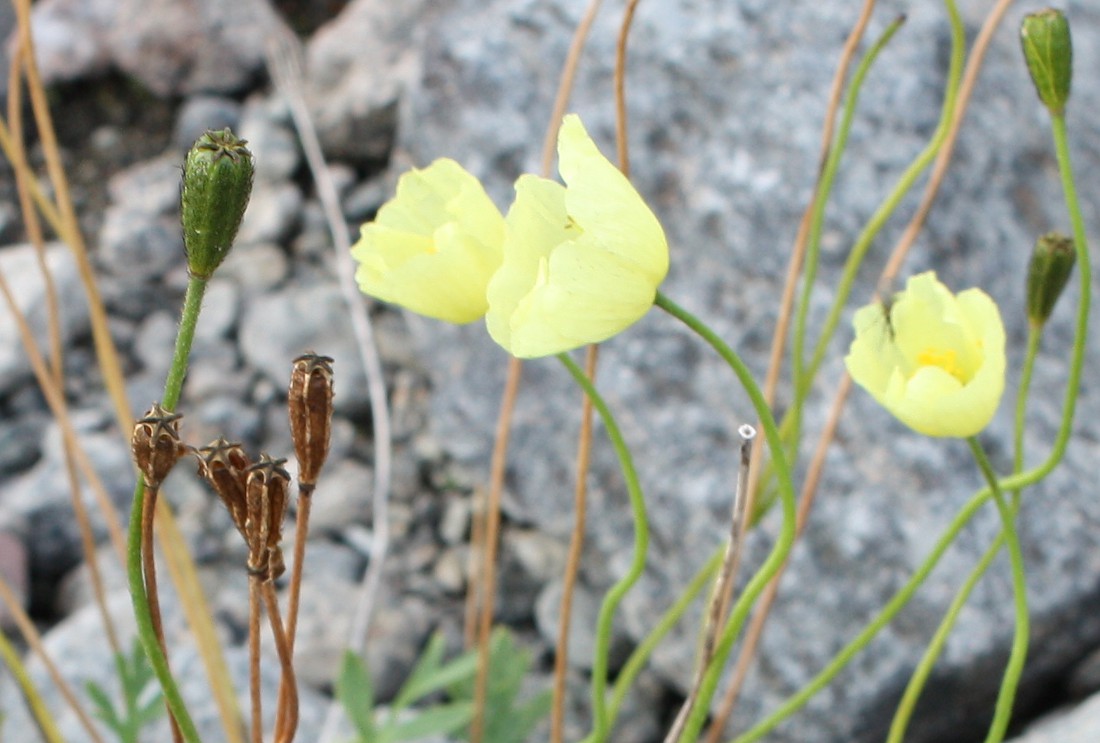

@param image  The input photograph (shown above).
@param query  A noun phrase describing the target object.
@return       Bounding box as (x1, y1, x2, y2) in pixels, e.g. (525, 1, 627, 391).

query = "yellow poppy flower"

(845, 272, 1006, 438)
(351, 158, 504, 323)
(485, 114, 669, 358)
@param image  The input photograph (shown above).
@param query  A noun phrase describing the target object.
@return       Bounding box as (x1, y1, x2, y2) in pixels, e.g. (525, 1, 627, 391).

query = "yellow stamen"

(917, 347, 967, 383)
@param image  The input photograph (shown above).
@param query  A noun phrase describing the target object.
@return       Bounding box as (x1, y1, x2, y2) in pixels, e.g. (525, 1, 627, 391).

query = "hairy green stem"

(127, 274, 208, 743)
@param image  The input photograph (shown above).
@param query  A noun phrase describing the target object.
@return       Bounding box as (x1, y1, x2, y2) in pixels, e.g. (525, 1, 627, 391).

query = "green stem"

(889, 319, 1044, 741)
(608, 548, 723, 722)
(127, 274, 208, 743)
(1013, 326, 1042, 494)
(886, 524, 1009, 743)
(557, 353, 649, 742)
(652, 292, 797, 742)
(968, 439, 1028, 743)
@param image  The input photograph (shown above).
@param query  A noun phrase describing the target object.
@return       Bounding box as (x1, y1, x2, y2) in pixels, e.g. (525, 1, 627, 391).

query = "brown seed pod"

(244, 454, 291, 581)
(288, 353, 334, 488)
(197, 438, 252, 539)
(131, 403, 189, 489)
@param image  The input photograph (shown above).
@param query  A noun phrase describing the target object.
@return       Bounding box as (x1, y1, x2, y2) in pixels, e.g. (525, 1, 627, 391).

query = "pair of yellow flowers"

(352, 114, 668, 359)
(352, 114, 1005, 439)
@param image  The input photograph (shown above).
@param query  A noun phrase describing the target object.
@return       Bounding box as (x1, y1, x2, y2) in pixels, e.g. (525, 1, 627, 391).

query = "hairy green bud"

(1020, 9, 1072, 116)
(181, 128, 254, 279)
(1027, 231, 1075, 326)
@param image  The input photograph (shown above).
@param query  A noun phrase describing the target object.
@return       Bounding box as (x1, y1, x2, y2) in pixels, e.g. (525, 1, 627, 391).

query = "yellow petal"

(485, 115, 670, 358)
(351, 158, 504, 324)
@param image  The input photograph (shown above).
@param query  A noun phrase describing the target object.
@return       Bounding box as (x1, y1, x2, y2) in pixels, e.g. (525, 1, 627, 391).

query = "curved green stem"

(127, 274, 208, 743)
(967, 439, 1028, 743)
(608, 548, 724, 722)
(800, 0, 964, 397)
(889, 319, 1044, 740)
(558, 353, 650, 742)
(652, 292, 797, 742)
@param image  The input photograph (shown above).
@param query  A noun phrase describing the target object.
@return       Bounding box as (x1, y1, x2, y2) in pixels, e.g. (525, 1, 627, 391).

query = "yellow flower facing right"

(845, 272, 1006, 438)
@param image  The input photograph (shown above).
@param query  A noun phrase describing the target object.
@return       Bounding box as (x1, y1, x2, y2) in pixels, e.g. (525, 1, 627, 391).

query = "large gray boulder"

(373, 0, 1100, 740)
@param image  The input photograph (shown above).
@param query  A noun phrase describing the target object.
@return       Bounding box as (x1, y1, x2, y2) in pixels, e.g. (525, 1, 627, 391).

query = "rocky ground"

(1, 1, 1100, 742)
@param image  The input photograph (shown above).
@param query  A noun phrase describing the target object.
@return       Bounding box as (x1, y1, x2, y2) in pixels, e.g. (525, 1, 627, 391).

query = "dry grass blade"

(0, 574, 108, 743)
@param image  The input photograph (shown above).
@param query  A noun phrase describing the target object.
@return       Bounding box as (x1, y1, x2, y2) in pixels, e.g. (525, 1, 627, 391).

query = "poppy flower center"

(916, 346, 969, 384)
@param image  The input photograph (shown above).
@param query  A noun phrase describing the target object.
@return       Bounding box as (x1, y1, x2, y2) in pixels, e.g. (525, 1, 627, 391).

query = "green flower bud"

(1020, 9, 1072, 115)
(1027, 231, 1075, 326)
(181, 128, 254, 279)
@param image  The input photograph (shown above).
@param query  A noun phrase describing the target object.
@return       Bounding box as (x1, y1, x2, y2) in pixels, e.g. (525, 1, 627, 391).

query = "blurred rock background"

(0, 0, 1098, 741)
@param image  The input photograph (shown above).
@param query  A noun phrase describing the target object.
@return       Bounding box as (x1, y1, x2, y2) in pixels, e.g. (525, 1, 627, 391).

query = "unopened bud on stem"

(1027, 231, 1075, 326)
(181, 128, 254, 279)
(1020, 9, 1072, 115)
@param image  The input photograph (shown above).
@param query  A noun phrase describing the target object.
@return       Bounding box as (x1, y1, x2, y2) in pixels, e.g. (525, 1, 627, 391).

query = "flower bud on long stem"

(1020, 9, 1072, 116)
(1026, 231, 1075, 327)
(181, 129, 254, 279)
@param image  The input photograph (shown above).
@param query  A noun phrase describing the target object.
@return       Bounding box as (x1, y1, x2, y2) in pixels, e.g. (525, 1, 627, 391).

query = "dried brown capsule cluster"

(287, 353, 335, 490)
(197, 438, 252, 541)
(131, 403, 189, 489)
(245, 455, 291, 581)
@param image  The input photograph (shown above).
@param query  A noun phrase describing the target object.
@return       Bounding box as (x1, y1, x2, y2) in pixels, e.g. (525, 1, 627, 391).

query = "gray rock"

(239, 96, 302, 183)
(1, 417, 132, 581)
(239, 282, 369, 415)
(0, 528, 28, 631)
(1009, 693, 1100, 743)
(304, 0, 428, 160)
(307, 458, 374, 532)
(0, 243, 90, 395)
(219, 242, 290, 292)
(28, 0, 281, 97)
(0, 414, 47, 474)
(387, 1, 1100, 741)
(97, 154, 186, 281)
(237, 181, 304, 246)
(174, 96, 244, 152)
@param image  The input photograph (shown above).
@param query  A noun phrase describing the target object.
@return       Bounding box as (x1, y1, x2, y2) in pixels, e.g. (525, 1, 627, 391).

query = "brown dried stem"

(248, 574, 263, 743)
(469, 357, 524, 743)
(265, 582, 299, 743)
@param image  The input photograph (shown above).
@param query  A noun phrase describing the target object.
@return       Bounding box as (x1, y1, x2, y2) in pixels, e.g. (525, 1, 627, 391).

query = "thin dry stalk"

(264, 583, 299, 743)
(0, 575, 108, 743)
(666, 427, 755, 743)
(469, 357, 524, 743)
(5, 46, 124, 661)
(248, 575, 263, 743)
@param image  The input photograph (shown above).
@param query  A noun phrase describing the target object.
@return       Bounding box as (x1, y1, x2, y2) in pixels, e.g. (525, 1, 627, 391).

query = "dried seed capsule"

(131, 403, 188, 489)
(197, 438, 252, 538)
(1026, 231, 1075, 327)
(181, 128, 255, 279)
(288, 353, 334, 488)
(244, 454, 291, 581)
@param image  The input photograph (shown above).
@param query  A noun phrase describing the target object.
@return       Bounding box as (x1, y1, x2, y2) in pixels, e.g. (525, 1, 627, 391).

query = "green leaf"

(85, 681, 121, 730)
(336, 651, 377, 741)
(378, 702, 474, 743)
